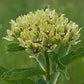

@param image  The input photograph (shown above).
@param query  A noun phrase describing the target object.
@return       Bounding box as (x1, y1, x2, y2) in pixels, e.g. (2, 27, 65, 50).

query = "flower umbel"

(3, 9, 81, 55)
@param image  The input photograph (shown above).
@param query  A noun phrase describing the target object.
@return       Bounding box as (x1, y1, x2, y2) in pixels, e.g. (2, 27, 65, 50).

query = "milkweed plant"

(1, 8, 84, 84)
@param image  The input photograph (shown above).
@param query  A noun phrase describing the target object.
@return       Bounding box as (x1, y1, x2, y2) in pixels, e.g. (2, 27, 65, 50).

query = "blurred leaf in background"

(0, 0, 84, 84)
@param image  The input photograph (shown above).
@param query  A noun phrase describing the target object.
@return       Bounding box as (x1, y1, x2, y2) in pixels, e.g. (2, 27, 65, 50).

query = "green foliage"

(3, 42, 84, 83)
(49, 46, 84, 81)
(56, 44, 71, 58)
(49, 50, 70, 80)
(0, 66, 36, 84)
(0, 66, 8, 77)
(36, 79, 47, 84)
(17, 79, 34, 84)
(49, 72, 60, 84)
(34, 53, 46, 72)
(1, 68, 45, 80)
(5, 79, 34, 84)
(7, 42, 25, 52)
(61, 47, 84, 65)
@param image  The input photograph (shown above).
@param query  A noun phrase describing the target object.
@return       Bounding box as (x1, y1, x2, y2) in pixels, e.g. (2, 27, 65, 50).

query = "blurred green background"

(0, 0, 84, 84)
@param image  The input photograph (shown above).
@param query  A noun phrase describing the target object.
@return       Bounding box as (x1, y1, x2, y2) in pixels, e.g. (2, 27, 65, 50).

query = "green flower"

(3, 8, 82, 55)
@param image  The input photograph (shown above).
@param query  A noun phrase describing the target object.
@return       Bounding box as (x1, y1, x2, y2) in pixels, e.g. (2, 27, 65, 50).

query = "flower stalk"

(44, 51, 50, 81)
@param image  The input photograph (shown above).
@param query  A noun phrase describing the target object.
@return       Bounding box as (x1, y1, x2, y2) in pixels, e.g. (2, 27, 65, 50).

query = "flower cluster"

(3, 9, 81, 55)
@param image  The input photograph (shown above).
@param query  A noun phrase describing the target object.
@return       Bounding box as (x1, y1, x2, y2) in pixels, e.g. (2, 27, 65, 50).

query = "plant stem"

(44, 51, 50, 81)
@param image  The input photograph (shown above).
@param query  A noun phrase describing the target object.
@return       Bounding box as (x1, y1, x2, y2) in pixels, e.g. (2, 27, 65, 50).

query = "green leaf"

(7, 42, 19, 48)
(7, 46, 25, 52)
(61, 47, 84, 65)
(56, 44, 71, 58)
(51, 61, 57, 72)
(0, 67, 17, 84)
(4, 79, 35, 84)
(7, 42, 25, 52)
(49, 72, 60, 84)
(36, 79, 47, 84)
(49, 52, 66, 70)
(4, 80, 19, 84)
(0, 66, 8, 77)
(48, 52, 70, 80)
(1, 68, 45, 80)
(35, 53, 46, 72)
(18, 79, 35, 84)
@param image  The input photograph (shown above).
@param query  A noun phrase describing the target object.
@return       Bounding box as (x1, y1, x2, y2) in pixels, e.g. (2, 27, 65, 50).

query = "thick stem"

(44, 51, 50, 81)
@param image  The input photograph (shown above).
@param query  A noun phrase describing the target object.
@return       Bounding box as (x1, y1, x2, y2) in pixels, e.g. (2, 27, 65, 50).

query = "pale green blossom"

(3, 9, 81, 55)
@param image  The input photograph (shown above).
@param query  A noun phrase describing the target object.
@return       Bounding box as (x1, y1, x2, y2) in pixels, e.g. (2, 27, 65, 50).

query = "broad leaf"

(0, 66, 18, 84)
(56, 44, 71, 58)
(49, 52, 66, 70)
(48, 52, 70, 80)
(61, 47, 84, 65)
(7, 42, 25, 52)
(7, 42, 19, 48)
(35, 53, 46, 72)
(0, 66, 8, 77)
(49, 72, 60, 84)
(49, 58, 57, 75)
(36, 79, 47, 84)
(3, 79, 35, 84)
(18, 79, 35, 84)
(1, 68, 45, 80)
(4, 80, 19, 84)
